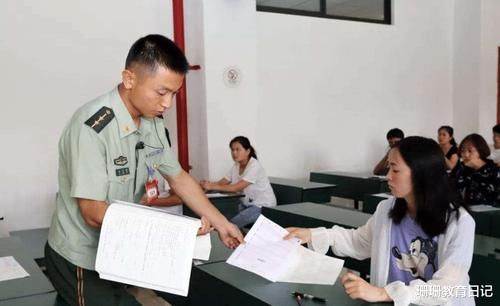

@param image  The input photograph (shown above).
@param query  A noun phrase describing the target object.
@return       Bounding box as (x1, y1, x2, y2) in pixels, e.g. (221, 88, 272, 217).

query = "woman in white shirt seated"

(286, 136, 475, 306)
(201, 136, 276, 228)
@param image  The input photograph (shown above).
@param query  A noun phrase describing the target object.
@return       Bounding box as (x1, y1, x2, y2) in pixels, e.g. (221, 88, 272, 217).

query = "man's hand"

(197, 216, 213, 236)
(215, 221, 244, 249)
(341, 272, 391, 302)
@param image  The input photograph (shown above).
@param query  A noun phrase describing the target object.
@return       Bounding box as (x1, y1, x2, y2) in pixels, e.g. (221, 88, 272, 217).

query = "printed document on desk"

(0, 256, 29, 282)
(227, 215, 344, 285)
(469, 204, 500, 212)
(95, 201, 201, 296)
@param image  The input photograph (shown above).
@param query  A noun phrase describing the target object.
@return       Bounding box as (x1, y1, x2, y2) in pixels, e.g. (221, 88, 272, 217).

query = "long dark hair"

(438, 125, 457, 147)
(229, 136, 257, 160)
(389, 136, 466, 237)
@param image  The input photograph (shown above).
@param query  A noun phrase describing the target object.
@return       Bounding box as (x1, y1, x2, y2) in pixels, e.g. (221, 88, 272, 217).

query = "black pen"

(292, 291, 327, 303)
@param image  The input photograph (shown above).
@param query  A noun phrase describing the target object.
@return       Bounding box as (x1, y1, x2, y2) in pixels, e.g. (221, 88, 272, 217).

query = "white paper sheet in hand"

(227, 215, 299, 282)
(227, 215, 344, 285)
(95, 201, 200, 296)
(193, 233, 211, 261)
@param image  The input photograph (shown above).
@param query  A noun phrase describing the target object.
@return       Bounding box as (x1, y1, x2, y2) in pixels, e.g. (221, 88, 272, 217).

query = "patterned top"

(453, 160, 500, 206)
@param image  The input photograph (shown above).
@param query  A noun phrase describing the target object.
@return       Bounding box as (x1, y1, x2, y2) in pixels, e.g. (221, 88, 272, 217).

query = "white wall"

(0, 0, 174, 230)
(201, 0, 258, 180)
(452, 0, 481, 139)
(479, 0, 500, 137)
(256, 0, 455, 177)
(452, 0, 500, 141)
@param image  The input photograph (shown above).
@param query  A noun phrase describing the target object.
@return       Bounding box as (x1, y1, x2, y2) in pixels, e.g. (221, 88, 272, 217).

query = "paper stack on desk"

(227, 215, 344, 285)
(95, 201, 208, 296)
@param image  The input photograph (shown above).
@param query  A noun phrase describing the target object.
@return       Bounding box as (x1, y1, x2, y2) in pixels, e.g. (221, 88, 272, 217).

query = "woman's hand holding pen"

(284, 227, 312, 243)
(341, 272, 391, 302)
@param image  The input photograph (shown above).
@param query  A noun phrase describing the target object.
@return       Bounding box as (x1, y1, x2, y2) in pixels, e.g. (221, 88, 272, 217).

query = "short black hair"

(125, 34, 189, 74)
(386, 128, 404, 140)
(493, 124, 500, 134)
(389, 136, 465, 237)
(458, 134, 491, 161)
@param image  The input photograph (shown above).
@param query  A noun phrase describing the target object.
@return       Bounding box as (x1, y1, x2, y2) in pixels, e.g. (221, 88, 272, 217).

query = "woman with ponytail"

(201, 136, 276, 227)
(437, 125, 459, 170)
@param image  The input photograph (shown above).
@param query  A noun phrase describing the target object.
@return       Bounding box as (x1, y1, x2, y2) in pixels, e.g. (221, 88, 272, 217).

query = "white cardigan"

(309, 198, 475, 306)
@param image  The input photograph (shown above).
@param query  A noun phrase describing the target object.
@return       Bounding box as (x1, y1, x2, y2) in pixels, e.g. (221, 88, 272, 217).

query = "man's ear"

(122, 69, 135, 89)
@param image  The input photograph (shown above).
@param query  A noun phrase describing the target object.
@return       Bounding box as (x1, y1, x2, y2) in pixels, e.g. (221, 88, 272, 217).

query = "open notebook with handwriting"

(95, 200, 204, 296)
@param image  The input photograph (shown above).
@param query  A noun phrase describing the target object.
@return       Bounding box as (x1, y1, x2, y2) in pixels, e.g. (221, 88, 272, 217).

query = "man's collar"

(111, 86, 138, 138)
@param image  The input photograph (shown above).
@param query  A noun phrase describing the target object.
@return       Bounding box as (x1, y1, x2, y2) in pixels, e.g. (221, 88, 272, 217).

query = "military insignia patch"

(85, 107, 115, 133)
(114, 156, 128, 166)
(115, 168, 130, 177)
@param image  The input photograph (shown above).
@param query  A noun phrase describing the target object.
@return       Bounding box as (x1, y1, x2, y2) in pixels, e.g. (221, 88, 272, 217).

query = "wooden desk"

(196, 231, 233, 265)
(310, 171, 389, 209)
(0, 237, 55, 303)
(10, 228, 49, 264)
(262, 202, 371, 229)
(184, 192, 244, 220)
(189, 261, 386, 306)
(0, 291, 57, 306)
(269, 177, 336, 205)
(469, 235, 500, 305)
(469, 208, 500, 238)
(363, 193, 393, 214)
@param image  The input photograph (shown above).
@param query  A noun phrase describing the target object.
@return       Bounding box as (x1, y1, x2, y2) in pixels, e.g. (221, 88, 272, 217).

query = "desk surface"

(474, 234, 500, 257)
(269, 177, 336, 190)
(206, 192, 244, 200)
(267, 202, 371, 228)
(0, 237, 54, 302)
(194, 262, 385, 306)
(0, 291, 57, 306)
(310, 171, 387, 181)
(196, 231, 233, 264)
(10, 228, 49, 261)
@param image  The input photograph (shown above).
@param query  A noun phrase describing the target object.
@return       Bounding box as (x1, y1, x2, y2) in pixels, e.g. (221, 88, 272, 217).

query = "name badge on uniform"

(146, 148, 163, 158)
(145, 165, 159, 202)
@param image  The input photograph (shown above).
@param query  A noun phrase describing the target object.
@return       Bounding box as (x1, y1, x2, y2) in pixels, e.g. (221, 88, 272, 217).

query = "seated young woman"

(453, 133, 500, 206)
(286, 136, 475, 306)
(437, 125, 459, 171)
(201, 136, 276, 228)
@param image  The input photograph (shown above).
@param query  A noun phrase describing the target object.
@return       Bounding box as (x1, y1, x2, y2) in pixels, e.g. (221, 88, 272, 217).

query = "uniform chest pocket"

(107, 174, 134, 202)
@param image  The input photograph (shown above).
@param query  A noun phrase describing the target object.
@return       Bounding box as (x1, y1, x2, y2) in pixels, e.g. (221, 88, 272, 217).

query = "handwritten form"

(95, 201, 201, 296)
(0, 256, 29, 282)
(227, 215, 344, 285)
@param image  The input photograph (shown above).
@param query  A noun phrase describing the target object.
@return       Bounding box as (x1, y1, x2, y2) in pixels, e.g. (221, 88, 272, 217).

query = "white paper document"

(227, 215, 344, 285)
(95, 201, 201, 296)
(193, 233, 211, 261)
(0, 256, 30, 282)
(469, 204, 500, 212)
(206, 192, 229, 198)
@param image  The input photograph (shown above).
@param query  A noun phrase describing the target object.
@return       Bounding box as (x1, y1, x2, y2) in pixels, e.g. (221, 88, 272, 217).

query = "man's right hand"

(215, 221, 244, 249)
